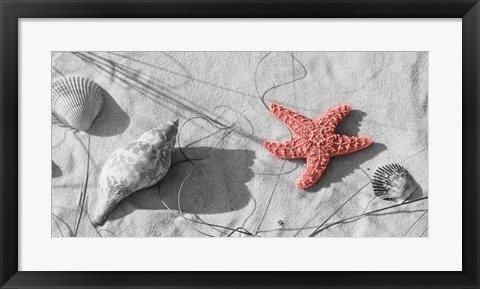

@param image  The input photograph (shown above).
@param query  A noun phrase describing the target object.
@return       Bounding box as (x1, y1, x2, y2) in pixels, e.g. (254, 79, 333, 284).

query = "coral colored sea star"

(263, 103, 372, 189)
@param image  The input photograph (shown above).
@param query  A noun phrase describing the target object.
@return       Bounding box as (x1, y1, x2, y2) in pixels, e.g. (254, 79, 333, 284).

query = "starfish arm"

(314, 104, 352, 134)
(263, 139, 307, 159)
(296, 148, 330, 189)
(329, 134, 372, 156)
(269, 103, 313, 136)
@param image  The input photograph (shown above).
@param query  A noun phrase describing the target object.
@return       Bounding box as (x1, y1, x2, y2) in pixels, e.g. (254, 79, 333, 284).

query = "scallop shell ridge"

(372, 163, 415, 201)
(52, 77, 104, 131)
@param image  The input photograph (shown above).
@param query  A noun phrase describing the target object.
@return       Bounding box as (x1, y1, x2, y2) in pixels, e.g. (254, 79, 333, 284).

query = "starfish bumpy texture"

(263, 103, 372, 189)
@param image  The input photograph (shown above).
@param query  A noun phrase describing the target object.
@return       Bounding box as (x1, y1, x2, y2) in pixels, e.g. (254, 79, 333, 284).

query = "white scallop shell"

(372, 163, 416, 201)
(92, 119, 179, 225)
(52, 77, 104, 131)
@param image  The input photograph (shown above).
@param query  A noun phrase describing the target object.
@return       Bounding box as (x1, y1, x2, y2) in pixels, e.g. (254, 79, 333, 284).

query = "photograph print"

(51, 51, 428, 237)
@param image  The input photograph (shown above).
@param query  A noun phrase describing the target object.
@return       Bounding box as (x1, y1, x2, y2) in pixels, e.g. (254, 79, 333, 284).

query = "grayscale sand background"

(51, 52, 428, 237)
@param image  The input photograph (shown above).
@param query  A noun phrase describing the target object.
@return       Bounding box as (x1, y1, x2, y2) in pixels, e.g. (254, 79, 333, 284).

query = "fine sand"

(51, 51, 428, 237)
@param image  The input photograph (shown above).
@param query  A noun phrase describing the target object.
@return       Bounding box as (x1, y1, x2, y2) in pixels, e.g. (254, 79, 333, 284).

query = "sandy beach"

(51, 51, 428, 237)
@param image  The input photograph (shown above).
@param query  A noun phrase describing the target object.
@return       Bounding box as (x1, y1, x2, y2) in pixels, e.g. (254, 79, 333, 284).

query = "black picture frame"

(1, 0, 478, 288)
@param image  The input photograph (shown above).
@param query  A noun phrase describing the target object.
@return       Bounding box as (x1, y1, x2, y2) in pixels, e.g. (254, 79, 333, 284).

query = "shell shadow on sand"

(102, 147, 255, 222)
(87, 89, 130, 137)
(52, 161, 62, 178)
(406, 173, 425, 200)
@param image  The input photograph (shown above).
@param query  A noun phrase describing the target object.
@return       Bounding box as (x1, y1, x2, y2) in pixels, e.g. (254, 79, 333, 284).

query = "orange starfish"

(263, 103, 372, 189)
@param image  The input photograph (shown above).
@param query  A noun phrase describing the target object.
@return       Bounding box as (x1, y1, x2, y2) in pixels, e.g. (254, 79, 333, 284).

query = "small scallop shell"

(52, 77, 104, 131)
(372, 163, 416, 201)
(92, 119, 179, 225)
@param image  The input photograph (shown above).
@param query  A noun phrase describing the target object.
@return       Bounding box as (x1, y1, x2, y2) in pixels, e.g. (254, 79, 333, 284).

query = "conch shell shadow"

(103, 147, 255, 222)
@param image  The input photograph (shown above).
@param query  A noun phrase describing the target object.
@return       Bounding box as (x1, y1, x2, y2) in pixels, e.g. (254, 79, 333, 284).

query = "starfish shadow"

(335, 109, 365, 136)
(303, 109, 386, 192)
(304, 141, 387, 192)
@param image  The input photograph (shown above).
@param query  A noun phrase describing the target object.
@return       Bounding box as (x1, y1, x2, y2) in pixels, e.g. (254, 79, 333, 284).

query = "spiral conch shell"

(92, 119, 179, 225)
(52, 77, 104, 131)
